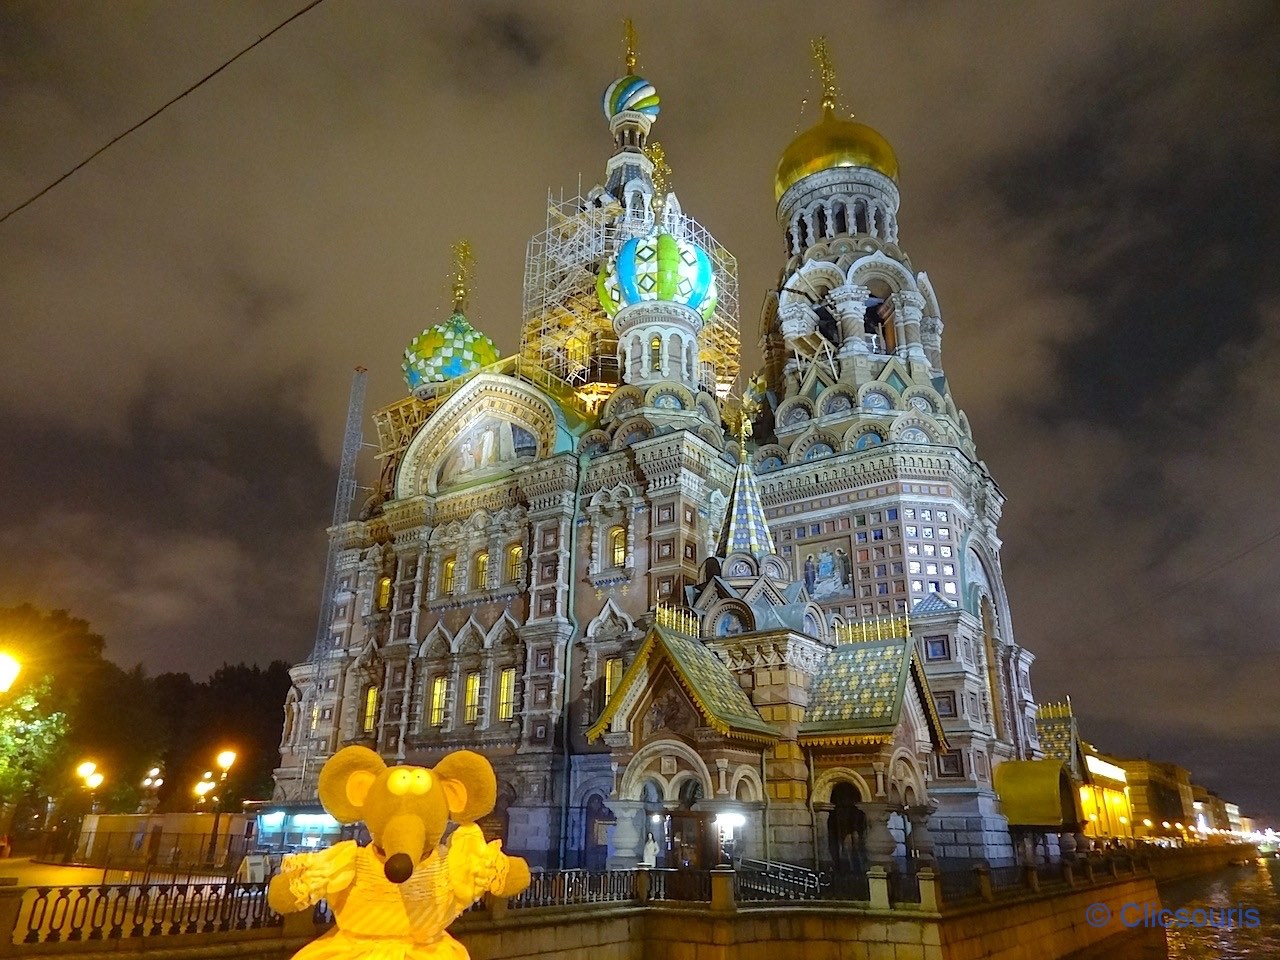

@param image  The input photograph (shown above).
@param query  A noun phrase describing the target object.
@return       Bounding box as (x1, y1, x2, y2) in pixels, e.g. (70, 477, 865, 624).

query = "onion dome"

(401, 240, 499, 396)
(596, 231, 717, 319)
(602, 75, 660, 121)
(774, 39, 899, 200)
(402, 311, 499, 394)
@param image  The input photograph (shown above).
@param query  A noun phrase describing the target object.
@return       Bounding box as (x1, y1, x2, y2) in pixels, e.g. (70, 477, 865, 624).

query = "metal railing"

(649, 868, 711, 903)
(18, 881, 278, 944)
(509, 869, 638, 909)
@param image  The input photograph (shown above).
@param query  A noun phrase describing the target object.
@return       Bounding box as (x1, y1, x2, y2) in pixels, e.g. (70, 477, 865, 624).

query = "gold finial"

(449, 239, 475, 313)
(623, 19, 638, 73)
(736, 408, 753, 463)
(644, 140, 671, 211)
(811, 37, 839, 115)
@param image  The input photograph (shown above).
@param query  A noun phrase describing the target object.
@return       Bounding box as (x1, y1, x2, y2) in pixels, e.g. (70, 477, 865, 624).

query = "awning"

(993, 759, 1078, 828)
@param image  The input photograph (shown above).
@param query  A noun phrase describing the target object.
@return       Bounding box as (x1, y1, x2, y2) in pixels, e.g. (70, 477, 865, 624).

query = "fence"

(64, 831, 254, 883)
(509, 870, 638, 909)
(17, 881, 277, 944)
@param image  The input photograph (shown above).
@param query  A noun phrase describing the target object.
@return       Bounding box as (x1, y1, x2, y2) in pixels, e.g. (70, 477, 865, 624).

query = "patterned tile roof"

(1036, 715, 1075, 765)
(717, 461, 776, 560)
(800, 639, 948, 748)
(586, 626, 777, 743)
(912, 592, 958, 615)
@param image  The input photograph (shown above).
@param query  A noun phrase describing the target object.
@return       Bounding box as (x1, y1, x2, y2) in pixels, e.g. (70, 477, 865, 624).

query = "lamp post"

(202, 750, 235, 868)
(0, 653, 20, 693)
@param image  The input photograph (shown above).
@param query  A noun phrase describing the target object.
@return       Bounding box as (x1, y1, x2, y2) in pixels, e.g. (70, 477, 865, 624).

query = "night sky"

(2, 3, 1277, 821)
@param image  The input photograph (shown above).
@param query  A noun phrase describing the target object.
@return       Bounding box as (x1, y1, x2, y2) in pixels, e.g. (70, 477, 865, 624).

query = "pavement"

(0, 857, 109, 888)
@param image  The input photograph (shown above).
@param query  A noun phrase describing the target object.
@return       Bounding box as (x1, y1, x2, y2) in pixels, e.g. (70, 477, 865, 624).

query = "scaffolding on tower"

(519, 185, 741, 404)
(310, 365, 367, 661)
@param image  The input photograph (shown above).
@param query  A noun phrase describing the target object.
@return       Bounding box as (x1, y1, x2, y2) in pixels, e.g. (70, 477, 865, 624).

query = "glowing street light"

(201, 750, 237, 867)
(0, 653, 20, 693)
(76, 761, 97, 780)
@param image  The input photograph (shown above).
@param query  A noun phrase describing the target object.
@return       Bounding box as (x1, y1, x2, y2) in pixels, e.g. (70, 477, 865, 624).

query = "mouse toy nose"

(383, 853, 414, 884)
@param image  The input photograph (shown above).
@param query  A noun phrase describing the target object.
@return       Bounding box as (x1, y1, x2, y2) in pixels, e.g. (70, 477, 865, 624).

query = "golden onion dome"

(775, 105, 899, 201)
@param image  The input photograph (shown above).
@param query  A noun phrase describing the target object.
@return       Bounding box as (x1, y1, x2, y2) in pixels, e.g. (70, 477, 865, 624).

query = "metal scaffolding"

(519, 188, 740, 398)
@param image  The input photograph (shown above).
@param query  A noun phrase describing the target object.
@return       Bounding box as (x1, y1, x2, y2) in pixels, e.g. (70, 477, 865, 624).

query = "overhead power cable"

(0, 0, 327, 226)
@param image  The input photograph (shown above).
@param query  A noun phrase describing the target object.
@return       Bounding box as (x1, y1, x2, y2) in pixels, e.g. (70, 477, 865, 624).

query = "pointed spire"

(811, 37, 840, 116)
(449, 239, 475, 314)
(717, 402, 775, 560)
(623, 18, 638, 73)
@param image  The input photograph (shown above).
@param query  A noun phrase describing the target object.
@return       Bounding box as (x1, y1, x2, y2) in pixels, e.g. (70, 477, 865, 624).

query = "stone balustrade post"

(1023, 864, 1040, 893)
(867, 865, 890, 910)
(1063, 862, 1076, 888)
(973, 863, 993, 902)
(1082, 860, 1095, 884)
(636, 867, 651, 904)
(906, 802, 939, 866)
(710, 867, 736, 913)
(0, 884, 23, 955)
(916, 867, 940, 912)
(856, 800, 898, 868)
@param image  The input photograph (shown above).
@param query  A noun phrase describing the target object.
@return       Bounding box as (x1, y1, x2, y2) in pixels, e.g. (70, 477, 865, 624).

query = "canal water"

(1066, 856, 1280, 959)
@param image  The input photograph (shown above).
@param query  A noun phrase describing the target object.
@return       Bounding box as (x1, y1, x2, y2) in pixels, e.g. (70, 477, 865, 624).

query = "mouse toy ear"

(432, 750, 497, 824)
(318, 746, 386, 823)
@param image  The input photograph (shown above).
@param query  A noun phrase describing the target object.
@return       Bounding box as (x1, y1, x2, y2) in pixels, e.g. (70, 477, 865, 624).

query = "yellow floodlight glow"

(0, 653, 20, 693)
(85, 772, 104, 790)
(76, 761, 97, 780)
(216, 751, 237, 772)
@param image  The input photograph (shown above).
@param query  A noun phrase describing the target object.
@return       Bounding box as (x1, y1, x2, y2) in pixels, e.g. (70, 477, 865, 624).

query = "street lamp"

(203, 750, 236, 868)
(76, 762, 105, 814)
(0, 653, 20, 693)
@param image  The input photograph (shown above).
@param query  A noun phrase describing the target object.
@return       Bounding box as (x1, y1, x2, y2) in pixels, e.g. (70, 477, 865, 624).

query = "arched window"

(362, 686, 378, 734)
(649, 336, 662, 374)
(441, 558, 456, 596)
(429, 675, 449, 728)
(473, 551, 489, 591)
(506, 544, 523, 583)
(608, 526, 626, 568)
(496, 667, 516, 722)
(376, 576, 392, 611)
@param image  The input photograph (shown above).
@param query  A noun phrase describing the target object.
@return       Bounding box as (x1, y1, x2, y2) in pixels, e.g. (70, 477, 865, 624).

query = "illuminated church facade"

(274, 37, 1040, 872)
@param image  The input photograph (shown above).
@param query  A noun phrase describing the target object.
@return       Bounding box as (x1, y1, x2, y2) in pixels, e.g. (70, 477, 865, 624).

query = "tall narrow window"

(376, 577, 392, 611)
(609, 526, 626, 568)
(430, 676, 448, 727)
(441, 558, 456, 596)
(464, 671, 480, 724)
(605, 657, 624, 697)
(362, 686, 378, 734)
(650, 336, 662, 373)
(473, 552, 489, 591)
(506, 544, 523, 583)
(497, 667, 516, 722)
(309, 703, 319, 733)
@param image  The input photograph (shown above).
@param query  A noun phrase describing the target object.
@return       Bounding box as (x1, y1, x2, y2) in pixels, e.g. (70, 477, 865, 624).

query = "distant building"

(1191, 785, 1231, 833)
(1035, 701, 1133, 843)
(273, 37, 1045, 870)
(1115, 759, 1194, 840)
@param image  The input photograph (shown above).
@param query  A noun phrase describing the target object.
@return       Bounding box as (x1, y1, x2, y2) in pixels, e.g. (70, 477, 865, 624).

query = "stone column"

(906, 803, 938, 865)
(830, 284, 871, 358)
(920, 315, 944, 372)
(857, 801, 898, 868)
(608, 800, 645, 869)
(891, 290, 929, 370)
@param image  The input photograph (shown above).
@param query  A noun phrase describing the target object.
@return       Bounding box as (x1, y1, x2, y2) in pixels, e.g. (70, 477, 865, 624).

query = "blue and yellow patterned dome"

(402, 310, 500, 395)
(602, 75, 660, 121)
(597, 232, 717, 319)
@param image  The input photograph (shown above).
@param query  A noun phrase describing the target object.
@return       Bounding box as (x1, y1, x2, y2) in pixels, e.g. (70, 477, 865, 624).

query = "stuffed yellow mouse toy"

(268, 746, 530, 960)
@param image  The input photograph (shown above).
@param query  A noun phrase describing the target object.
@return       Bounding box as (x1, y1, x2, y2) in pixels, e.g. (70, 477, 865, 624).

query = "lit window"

(497, 668, 516, 721)
(464, 672, 480, 724)
(362, 686, 378, 734)
(430, 676, 449, 727)
(474, 552, 489, 590)
(309, 704, 319, 733)
(605, 657, 624, 696)
(609, 526, 626, 567)
(506, 544, 523, 583)
(376, 577, 392, 611)
(650, 336, 662, 372)
(909, 561, 921, 574)
(441, 558, 456, 595)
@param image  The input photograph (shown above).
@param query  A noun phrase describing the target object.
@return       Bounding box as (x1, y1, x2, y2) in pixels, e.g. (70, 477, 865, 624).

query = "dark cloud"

(0, 0, 1277, 821)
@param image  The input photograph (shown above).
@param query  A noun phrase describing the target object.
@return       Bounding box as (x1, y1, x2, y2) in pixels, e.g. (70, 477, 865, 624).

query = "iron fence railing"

(650, 868, 711, 902)
(18, 881, 278, 944)
(508, 870, 638, 909)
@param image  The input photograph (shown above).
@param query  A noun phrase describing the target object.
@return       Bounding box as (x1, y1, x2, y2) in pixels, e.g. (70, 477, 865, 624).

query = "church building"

(274, 34, 1042, 873)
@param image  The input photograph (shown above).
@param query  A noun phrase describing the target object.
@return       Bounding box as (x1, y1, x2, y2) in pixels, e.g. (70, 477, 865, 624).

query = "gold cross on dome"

(449, 239, 475, 313)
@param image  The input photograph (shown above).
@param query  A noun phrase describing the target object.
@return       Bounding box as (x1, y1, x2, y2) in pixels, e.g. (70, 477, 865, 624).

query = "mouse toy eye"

(410, 769, 433, 795)
(387, 769, 414, 796)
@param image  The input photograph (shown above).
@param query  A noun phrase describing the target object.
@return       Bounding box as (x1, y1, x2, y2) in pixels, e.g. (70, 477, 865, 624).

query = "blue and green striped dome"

(602, 75, 660, 121)
(597, 232, 717, 319)
(402, 311, 500, 395)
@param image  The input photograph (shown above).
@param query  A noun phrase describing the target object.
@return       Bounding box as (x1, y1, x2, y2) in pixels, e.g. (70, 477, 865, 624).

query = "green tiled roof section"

(801, 640, 910, 734)
(1036, 716, 1075, 764)
(655, 628, 777, 738)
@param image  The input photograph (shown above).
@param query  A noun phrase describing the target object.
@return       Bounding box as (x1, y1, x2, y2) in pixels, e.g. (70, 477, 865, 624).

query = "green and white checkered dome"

(402, 311, 500, 395)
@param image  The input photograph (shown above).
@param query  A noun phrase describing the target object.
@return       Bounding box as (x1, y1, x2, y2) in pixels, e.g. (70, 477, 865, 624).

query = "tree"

(0, 678, 67, 827)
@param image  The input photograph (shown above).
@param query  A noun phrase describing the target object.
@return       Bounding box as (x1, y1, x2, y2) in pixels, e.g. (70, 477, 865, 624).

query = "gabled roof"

(586, 626, 778, 744)
(799, 639, 948, 749)
(911, 591, 958, 615)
